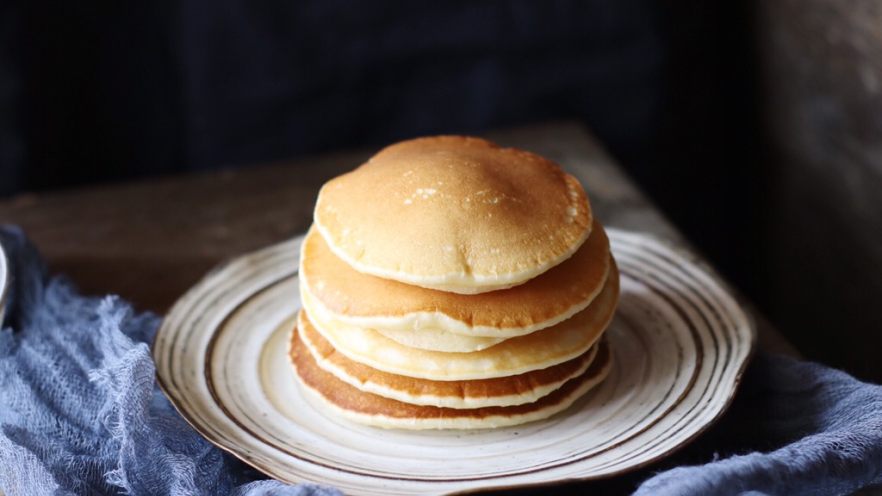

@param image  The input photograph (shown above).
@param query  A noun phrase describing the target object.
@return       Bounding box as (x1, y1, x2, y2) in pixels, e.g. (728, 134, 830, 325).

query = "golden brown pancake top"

(313, 136, 592, 293)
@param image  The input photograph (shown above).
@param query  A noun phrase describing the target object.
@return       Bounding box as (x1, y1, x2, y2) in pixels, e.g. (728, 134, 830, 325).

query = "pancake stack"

(290, 136, 619, 430)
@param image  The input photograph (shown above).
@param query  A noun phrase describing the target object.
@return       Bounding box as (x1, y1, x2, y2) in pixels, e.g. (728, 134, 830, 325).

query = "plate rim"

(0, 242, 8, 325)
(152, 228, 757, 493)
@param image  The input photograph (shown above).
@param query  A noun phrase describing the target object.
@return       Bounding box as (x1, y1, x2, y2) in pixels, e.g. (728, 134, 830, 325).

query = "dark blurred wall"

(16, 1, 184, 191)
(653, 3, 764, 298)
(6, 0, 667, 192)
(760, 0, 882, 381)
(0, 0, 23, 190)
(16, 2, 879, 379)
(1, 0, 760, 281)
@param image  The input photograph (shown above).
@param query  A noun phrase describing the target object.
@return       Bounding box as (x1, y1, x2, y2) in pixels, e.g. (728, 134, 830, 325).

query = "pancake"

(299, 266, 619, 381)
(374, 326, 505, 353)
(296, 316, 599, 408)
(313, 136, 592, 294)
(291, 327, 613, 430)
(299, 220, 611, 340)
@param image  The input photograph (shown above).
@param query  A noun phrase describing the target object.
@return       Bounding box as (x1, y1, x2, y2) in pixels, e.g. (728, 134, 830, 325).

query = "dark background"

(1, 1, 880, 381)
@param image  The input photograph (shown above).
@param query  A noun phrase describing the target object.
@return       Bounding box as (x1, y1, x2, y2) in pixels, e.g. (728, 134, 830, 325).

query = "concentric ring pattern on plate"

(0, 242, 8, 325)
(153, 229, 755, 496)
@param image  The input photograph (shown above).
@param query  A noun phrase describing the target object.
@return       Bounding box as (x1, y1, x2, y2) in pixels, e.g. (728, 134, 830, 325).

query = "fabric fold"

(0, 225, 339, 496)
(634, 353, 882, 496)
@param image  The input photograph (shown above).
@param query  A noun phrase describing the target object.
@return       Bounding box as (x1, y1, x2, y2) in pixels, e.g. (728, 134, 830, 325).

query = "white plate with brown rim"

(152, 229, 755, 495)
(0, 242, 8, 326)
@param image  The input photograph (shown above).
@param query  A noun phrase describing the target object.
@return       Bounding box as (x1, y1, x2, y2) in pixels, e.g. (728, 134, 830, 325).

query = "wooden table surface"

(0, 121, 797, 356)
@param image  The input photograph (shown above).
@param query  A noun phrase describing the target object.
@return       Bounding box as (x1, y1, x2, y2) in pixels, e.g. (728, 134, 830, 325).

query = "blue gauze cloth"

(1, 225, 881, 496)
(0, 226, 341, 496)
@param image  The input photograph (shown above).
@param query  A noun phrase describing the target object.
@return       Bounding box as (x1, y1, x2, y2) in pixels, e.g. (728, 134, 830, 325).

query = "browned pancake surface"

(290, 327, 612, 421)
(297, 315, 597, 402)
(313, 136, 592, 292)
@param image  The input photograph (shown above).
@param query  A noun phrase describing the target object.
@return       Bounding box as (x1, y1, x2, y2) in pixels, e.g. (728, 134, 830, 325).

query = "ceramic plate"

(153, 229, 755, 495)
(0, 242, 7, 325)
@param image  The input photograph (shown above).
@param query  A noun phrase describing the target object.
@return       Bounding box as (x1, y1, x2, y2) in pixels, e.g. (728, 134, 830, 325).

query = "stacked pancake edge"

(290, 136, 620, 430)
